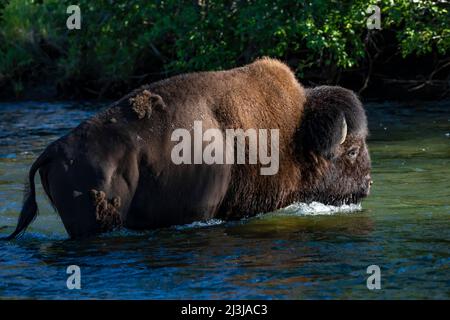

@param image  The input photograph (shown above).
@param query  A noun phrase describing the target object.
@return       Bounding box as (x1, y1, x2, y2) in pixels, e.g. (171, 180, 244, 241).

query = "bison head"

(296, 86, 372, 206)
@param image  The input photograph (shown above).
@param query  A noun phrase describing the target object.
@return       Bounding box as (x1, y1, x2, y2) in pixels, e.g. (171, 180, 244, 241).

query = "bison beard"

(3, 58, 371, 239)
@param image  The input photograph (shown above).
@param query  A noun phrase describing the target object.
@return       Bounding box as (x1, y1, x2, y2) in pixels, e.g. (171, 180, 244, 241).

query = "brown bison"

(4, 58, 371, 239)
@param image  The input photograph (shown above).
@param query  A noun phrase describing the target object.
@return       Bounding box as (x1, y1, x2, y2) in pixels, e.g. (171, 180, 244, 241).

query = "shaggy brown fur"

(124, 57, 307, 222)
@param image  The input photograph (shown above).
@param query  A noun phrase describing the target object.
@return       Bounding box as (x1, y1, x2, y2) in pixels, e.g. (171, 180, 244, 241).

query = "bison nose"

(370, 180, 374, 186)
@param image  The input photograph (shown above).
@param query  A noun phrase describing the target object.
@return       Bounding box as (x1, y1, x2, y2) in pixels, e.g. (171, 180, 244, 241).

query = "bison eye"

(347, 147, 359, 159)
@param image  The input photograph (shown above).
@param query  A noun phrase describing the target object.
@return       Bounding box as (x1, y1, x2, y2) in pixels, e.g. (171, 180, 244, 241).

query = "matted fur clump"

(90, 189, 122, 232)
(129, 89, 166, 119)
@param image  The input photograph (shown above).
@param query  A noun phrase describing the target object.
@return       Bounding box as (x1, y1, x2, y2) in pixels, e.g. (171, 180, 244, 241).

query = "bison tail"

(2, 150, 51, 240)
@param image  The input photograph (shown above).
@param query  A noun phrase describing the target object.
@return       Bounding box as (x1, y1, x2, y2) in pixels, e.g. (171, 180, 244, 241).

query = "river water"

(0, 100, 448, 299)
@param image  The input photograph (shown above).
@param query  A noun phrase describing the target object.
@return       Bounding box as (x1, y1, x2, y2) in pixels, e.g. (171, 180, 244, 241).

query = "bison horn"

(340, 117, 347, 144)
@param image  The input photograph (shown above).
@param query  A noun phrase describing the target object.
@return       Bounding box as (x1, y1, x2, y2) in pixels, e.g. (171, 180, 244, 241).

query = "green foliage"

(381, 0, 450, 57)
(0, 0, 448, 96)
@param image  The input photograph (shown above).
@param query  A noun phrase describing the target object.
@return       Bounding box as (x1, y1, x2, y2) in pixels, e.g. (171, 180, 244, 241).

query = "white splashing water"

(169, 202, 363, 231)
(174, 218, 225, 230)
(277, 201, 362, 216)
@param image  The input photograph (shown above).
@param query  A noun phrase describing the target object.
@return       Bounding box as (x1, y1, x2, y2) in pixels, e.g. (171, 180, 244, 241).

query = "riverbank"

(1, 57, 448, 102)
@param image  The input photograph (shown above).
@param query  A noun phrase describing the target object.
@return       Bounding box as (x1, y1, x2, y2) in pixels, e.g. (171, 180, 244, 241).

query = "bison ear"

(297, 86, 367, 159)
(298, 97, 348, 159)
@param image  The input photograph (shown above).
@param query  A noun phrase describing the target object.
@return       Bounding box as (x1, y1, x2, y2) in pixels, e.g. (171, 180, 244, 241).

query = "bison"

(4, 58, 371, 239)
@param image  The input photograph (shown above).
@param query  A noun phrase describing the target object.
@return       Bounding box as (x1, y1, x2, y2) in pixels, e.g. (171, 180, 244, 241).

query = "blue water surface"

(0, 100, 449, 299)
